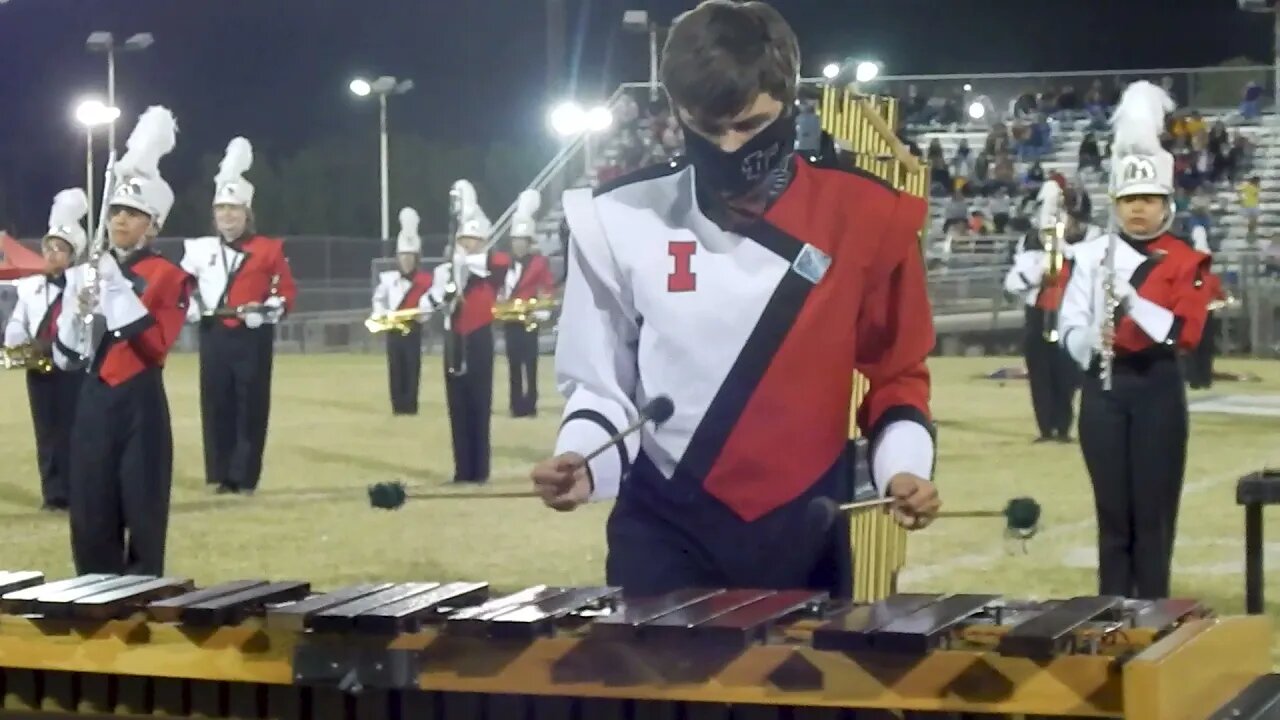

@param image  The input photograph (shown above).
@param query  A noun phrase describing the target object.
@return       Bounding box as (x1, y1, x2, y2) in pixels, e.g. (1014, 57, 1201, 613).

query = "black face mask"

(680, 109, 796, 200)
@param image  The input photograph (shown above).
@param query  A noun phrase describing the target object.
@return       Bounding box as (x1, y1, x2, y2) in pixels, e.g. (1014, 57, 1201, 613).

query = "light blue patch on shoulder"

(792, 244, 831, 285)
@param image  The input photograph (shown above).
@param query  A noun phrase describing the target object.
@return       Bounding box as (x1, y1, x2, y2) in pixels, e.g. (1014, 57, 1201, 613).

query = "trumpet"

(365, 308, 427, 335)
(492, 296, 557, 331)
(1208, 294, 1238, 312)
(1040, 209, 1068, 342)
(1, 342, 54, 374)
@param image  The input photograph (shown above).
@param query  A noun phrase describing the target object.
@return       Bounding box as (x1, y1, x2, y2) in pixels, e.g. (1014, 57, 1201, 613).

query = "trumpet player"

(1059, 82, 1219, 600)
(3, 189, 89, 511)
(427, 180, 509, 484)
(372, 208, 433, 415)
(52, 107, 190, 576)
(502, 190, 555, 418)
(1003, 178, 1091, 443)
(181, 138, 298, 496)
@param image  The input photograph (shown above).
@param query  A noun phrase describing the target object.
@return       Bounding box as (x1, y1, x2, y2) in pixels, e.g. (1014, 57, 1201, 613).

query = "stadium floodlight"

(854, 61, 880, 84)
(585, 105, 614, 132)
(968, 101, 986, 120)
(73, 98, 121, 242)
(349, 76, 414, 245)
(549, 101, 587, 137)
(964, 83, 974, 92)
(822, 63, 841, 80)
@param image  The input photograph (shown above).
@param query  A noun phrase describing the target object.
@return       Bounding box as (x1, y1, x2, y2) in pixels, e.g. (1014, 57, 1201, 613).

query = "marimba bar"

(0, 571, 1274, 719)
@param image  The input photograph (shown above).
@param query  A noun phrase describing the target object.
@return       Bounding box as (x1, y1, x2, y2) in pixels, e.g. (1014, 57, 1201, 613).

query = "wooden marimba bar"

(0, 571, 1275, 720)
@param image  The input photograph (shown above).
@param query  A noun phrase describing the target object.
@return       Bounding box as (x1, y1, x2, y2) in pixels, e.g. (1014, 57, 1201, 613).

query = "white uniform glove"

(533, 309, 552, 322)
(243, 312, 265, 329)
(263, 295, 286, 323)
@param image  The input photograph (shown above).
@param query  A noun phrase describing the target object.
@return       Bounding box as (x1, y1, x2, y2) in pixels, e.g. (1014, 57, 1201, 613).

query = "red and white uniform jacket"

(180, 235, 298, 328)
(372, 269, 433, 317)
(1060, 231, 1217, 369)
(427, 251, 511, 336)
(1004, 225, 1103, 310)
(53, 249, 193, 386)
(502, 253, 555, 301)
(4, 273, 67, 349)
(555, 157, 937, 521)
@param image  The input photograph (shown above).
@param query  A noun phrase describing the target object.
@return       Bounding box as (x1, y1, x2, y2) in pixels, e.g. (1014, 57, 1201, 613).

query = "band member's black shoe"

(41, 500, 68, 512)
(215, 483, 238, 495)
(1033, 436, 1054, 444)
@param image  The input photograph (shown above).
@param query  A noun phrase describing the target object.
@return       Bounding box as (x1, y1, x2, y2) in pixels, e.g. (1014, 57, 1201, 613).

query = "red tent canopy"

(0, 233, 44, 280)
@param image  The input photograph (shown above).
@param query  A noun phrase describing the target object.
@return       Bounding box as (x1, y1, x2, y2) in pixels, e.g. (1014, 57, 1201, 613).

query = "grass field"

(2, 353, 1280, 660)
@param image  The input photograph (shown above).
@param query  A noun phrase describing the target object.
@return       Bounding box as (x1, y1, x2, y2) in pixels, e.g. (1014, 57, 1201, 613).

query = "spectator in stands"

(991, 153, 1018, 195)
(1078, 132, 1103, 175)
(929, 156, 953, 198)
(1240, 81, 1263, 121)
(1228, 133, 1253, 182)
(984, 123, 1011, 156)
(1084, 80, 1109, 129)
(971, 151, 991, 195)
(943, 189, 969, 231)
(968, 209, 991, 235)
(949, 140, 973, 190)
(1239, 175, 1261, 246)
(926, 138, 944, 165)
(989, 186, 1012, 232)
(1208, 121, 1231, 183)
(904, 84, 931, 125)
(1056, 84, 1079, 118)
(1012, 90, 1038, 119)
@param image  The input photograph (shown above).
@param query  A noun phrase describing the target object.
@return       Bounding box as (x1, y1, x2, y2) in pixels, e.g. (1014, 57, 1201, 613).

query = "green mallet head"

(368, 481, 408, 510)
(1003, 497, 1041, 539)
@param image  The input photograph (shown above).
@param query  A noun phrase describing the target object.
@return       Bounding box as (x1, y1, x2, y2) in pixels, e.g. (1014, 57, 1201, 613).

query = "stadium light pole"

(350, 75, 414, 251)
(86, 32, 153, 160)
(623, 10, 663, 101)
(74, 99, 121, 242)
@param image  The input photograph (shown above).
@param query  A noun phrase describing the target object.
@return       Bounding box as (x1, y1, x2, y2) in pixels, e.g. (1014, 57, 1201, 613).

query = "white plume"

(1110, 81, 1173, 160)
(115, 106, 177, 179)
(48, 188, 89, 229)
(514, 189, 541, 220)
(398, 207, 420, 235)
(451, 179, 478, 219)
(1036, 179, 1062, 230)
(215, 136, 253, 184)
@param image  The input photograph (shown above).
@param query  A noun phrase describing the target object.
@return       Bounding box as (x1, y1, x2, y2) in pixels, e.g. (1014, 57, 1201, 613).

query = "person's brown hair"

(660, 1, 800, 127)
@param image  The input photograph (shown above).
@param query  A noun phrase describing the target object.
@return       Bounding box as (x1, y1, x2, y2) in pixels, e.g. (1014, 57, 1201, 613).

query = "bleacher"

(912, 112, 1279, 251)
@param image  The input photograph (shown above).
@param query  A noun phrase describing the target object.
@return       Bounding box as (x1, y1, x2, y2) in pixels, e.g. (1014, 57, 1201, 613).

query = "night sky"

(0, 0, 1274, 233)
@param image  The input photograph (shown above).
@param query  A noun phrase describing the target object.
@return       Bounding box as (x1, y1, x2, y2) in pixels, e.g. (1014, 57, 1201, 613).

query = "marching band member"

(372, 207, 433, 415)
(1003, 178, 1087, 443)
(531, 0, 939, 598)
(1059, 81, 1217, 599)
(1185, 225, 1222, 389)
(52, 107, 190, 575)
(501, 189, 555, 418)
(427, 180, 509, 484)
(3, 189, 88, 511)
(181, 137, 298, 496)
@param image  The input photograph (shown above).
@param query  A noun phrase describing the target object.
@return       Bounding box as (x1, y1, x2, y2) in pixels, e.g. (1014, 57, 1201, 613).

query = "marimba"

(0, 571, 1274, 720)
